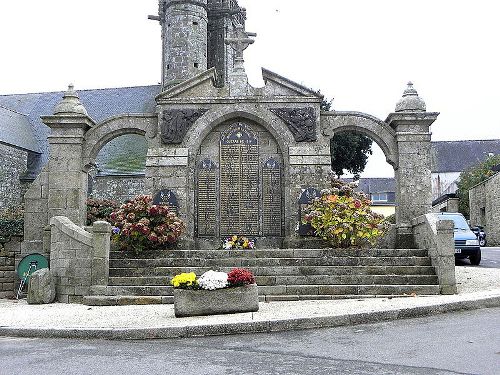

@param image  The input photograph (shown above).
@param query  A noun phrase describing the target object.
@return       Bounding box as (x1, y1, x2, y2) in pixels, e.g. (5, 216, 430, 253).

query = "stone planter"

(173, 284, 259, 318)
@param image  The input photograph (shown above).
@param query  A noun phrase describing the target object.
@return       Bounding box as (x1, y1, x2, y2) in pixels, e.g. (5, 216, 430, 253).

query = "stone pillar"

(41, 85, 94, 227)
(386, 83, 439, 247)
(145, 147, 194, 247)
(91, 221, 111, 286)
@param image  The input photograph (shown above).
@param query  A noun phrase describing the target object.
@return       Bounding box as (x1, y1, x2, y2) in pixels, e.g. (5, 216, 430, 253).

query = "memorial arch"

(195, 119, 284, 240)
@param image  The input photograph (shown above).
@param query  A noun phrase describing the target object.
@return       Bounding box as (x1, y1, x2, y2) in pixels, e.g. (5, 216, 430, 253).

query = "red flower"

(227, 268, 255, 287)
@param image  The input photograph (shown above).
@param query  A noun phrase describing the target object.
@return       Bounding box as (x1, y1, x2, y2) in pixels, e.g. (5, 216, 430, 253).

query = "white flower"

(198, 270, 228, 290)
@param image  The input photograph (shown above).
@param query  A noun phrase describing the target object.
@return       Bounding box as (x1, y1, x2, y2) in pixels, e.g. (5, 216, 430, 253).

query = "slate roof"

(0, 85, 160, 168)
(431, 140, 500, 173)
(357, 178, 396, 194)
(0, 105, 39, 152)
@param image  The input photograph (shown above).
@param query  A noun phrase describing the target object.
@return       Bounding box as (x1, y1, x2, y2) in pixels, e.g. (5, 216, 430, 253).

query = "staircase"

(83, 248, 440, 306)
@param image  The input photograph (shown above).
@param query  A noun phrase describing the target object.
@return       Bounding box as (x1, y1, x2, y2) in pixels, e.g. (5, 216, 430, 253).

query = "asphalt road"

(0, 308, 499, 375)
(456, 247, 500, 268)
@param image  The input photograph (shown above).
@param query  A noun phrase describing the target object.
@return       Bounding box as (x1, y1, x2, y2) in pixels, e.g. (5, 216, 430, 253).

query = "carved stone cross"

(225, 25, 256, 70)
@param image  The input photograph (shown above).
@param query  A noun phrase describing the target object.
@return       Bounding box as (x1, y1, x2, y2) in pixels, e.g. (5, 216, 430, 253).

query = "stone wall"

(469, 173, 500, 246)
(49, 216, 111, 303)
(0, 236, 22, 298)
(412, 213, 456, 294)
(0, 144, 27, 209)
(89, 174, 145, 203)
(431, 197, 459, 213)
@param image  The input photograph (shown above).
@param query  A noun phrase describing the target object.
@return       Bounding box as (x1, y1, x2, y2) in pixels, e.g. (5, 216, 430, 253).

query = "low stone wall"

(49, 217, 111, 303)
(0, 236, 22, 298)
(469, 173, 500, 246)
(89, 174, 145, 203)
(412, 213, 456, 294)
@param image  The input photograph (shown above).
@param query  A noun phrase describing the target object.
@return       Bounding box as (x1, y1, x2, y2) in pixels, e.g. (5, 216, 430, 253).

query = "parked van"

(437, 212, 481, 265)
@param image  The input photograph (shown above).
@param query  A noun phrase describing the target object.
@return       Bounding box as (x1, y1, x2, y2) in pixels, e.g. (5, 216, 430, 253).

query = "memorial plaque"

(262, 158, 283, 236)
(153, 189, 179, 213)
(298, 187, 320, 236)
(219, 123, 260, 236)
(197, 159, 217, 237)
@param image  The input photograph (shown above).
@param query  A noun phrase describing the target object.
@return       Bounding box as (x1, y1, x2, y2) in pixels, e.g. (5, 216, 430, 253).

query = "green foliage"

(330, 133, 373, 179)
(303, 177, 389, 248)
(86, 198, 119, 225)
(385, 213, 396, 224)
(457, 155, 500, 218)
(110, 195, 186, 255)
(320, 97, 373, 179)
(0, 206, 24, 242)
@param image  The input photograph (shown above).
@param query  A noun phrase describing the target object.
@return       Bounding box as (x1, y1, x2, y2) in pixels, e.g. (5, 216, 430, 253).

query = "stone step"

(90, 285, 174, 296)
(107, 274, 439, 287)
(258, 284, 440, 296)
(83, 295, 172, 306)
(109, 248, 429, 259)
(86, 283, 439, 303)
(109, 265, 437, 277)
(109, 256, 432, 268)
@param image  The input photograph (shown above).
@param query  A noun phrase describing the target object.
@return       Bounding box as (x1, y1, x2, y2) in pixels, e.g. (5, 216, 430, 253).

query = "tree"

(456, 155, 500, 218)
(321, 98, 373, 179)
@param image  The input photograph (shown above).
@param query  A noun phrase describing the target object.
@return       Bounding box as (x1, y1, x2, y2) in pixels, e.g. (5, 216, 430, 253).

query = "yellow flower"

(232, 235, 238, 241)
(171, 272, 197, 288)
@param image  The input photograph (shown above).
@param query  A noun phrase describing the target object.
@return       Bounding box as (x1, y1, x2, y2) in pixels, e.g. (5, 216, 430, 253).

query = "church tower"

(159, 0, 208, 88)
(207, 0, 247, 87)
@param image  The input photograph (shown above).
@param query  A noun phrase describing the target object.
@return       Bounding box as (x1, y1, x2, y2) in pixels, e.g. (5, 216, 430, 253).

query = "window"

(371, 193, 388, 202)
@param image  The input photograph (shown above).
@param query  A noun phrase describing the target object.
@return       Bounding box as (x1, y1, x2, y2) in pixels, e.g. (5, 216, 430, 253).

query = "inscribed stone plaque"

(298, 187, 320, 236)
(262, 158, 283, 236)
(219, 123, 260, 236)
(197, 159, 217, 237)
(153, 189, 179, 213)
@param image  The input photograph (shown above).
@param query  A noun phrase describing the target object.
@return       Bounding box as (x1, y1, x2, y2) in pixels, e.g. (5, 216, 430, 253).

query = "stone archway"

(82, 115, 157, 170)
(195, 119, 284, 243)
(320, 111, 398, 167)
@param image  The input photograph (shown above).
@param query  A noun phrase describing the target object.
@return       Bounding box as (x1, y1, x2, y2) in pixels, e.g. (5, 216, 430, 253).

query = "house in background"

(344, 178, 396, 217)
(431, 140, 500, 200)
(0, 105, 41, 209)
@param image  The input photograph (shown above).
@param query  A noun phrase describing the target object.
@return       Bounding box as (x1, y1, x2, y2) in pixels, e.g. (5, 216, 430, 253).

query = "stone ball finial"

(53, 84, 89, 116)
(395, 81, 426, 112)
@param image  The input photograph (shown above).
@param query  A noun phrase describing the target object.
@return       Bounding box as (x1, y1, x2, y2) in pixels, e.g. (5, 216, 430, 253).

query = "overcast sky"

(1, 0, 499, 177)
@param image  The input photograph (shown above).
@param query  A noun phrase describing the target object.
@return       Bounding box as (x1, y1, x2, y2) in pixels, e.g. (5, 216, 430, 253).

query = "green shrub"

(86, 198, 119, 225)
(385, 213, 396, 224)
(303, 177, 389, 248)
(0, 206, 24, 242)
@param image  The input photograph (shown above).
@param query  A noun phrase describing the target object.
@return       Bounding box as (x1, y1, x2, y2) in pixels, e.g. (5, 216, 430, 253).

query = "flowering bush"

(86, 198, 119, 225)
(198, 270, 228, 290)
(110, 195, 186, 254)
(170, 272, 198, 289)
(227, 268, 255, 287)
(222, 235, 255, 250)
(171, 268, 256, 290)
(303, 177, 389, 248)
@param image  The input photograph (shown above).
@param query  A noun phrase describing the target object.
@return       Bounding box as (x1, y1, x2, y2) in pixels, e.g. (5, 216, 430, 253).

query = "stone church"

(1, 0, 438, 250)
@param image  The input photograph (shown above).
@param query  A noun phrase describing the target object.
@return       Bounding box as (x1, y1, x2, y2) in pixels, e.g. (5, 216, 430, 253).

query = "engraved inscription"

(197, 159, 217, 237)
(219, 123, 260, 236)
(262, 158, 282, 236)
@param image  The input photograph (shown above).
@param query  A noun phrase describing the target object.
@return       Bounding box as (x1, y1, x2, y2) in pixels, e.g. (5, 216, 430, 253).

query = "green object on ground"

(17, 253, 49, 280)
